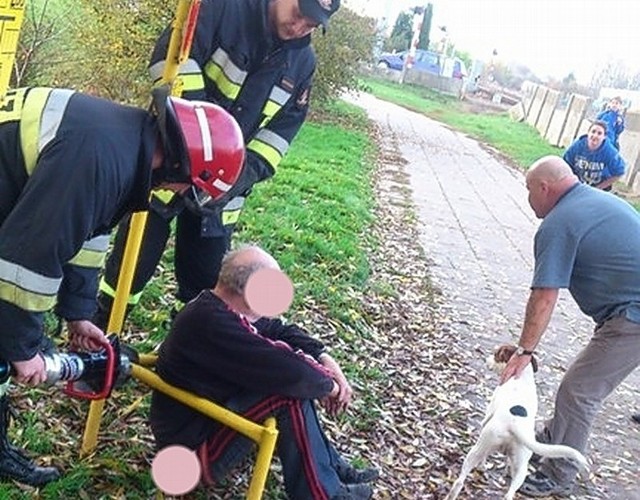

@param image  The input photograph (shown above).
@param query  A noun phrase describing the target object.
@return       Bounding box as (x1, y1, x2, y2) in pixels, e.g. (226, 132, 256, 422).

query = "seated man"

(149, 245, 378, 499)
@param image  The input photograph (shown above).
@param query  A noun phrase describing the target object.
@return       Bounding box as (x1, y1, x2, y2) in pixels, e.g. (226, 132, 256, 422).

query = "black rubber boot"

(0, 396, 60, 486)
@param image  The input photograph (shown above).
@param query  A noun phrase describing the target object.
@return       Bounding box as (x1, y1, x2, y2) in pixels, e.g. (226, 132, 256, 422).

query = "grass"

(361, 76, 562, 168)
(236, 101, 375, 324)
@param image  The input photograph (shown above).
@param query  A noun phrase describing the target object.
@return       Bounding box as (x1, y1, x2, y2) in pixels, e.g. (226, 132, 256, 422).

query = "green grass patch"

(235, 105, 375, 324)
(362, 76, 562, 168)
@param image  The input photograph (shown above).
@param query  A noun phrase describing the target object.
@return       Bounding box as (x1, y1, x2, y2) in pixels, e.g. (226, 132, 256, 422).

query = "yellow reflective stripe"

(19, 88, 73, 175)
(254, 129, 289, 157)
(152, 189, 177, 204)
(0, 258, 60, 312)
(151, 59, 204, 92)
(222, 209, 241, 225)
(221, 196, 245, 226)
(258, 86, 290, 128)
(19, 88, 51, 175)
(68, 248, 106, 269)
(181, 73, 205, 92)
(0, 282, 56, 312)
(98, 277, 143, 305)
(204, 61, 241, 100)
(67, 234, 109, 275)
(210, 48, 247, 84)
(259, 102, 282, 129)
(247, 139, 282, 170)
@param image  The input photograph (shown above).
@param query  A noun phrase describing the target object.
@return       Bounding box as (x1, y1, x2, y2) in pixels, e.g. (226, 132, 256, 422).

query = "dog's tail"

(512, 427, 588, 468)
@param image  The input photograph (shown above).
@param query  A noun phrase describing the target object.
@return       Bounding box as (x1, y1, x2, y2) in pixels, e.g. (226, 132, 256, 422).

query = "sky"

(345, 0, 640, 84)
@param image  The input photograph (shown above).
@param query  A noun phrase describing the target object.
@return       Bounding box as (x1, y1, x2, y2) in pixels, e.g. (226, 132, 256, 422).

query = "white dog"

(446, 345, 588, 500)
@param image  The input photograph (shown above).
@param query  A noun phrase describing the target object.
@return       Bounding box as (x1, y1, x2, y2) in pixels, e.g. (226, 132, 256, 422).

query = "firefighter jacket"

(149, 0, 315, 233)
(0, 87, 157, 361)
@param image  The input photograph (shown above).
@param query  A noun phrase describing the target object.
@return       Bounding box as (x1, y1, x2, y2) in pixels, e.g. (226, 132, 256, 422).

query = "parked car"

(377, 49, 441, 74)
(377, 49, 467, 79)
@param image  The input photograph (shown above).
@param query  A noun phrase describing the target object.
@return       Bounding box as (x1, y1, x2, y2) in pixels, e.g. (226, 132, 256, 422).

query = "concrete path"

(349, 92, 640, 498)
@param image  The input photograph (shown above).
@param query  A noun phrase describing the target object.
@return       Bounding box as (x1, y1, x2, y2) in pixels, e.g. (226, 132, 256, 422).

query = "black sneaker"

(337, 463, 379, 484)
(519, 471, 574, 498)
(331, 482, 373, 500)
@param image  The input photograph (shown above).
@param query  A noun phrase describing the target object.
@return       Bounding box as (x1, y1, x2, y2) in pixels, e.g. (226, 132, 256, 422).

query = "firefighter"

(95, 0, 342, 327)
(0, 88, 244, 485)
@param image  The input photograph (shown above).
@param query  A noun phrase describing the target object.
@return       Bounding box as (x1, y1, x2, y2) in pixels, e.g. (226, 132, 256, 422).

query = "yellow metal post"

(247, 417, 278, 500)
(81, 0, 202, 456)
(0, 0, 27, 98)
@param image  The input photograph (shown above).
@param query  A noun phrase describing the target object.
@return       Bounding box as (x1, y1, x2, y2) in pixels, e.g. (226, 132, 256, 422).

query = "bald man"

(150, 245, 377, 499)
(500, 156, 640, 497)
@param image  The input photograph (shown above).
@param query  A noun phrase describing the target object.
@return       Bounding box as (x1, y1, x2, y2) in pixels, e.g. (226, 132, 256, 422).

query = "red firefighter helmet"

(165, 96, 244, 202)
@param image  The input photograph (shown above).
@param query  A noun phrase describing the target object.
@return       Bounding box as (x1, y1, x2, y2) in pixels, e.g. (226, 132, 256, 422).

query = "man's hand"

(500, 353, 532, 384)
(318, 353, 353, 416)
(12, 354, 46, 386)
(320, 380, 343, 417)
(67, 320, 107, 351)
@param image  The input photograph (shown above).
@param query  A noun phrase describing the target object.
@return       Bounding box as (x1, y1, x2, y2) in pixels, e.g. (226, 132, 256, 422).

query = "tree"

(17, 0, 170, 105)
(589, 59, 632, 93)
(312, 8, 377, 102)
(416, 3, 432, 51)
(64, 0, 171, 104)
(383, 11, 412, 53)
(13, 0, 76, 88)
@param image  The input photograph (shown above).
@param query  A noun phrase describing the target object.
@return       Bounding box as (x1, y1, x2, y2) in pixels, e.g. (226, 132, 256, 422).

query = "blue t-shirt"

(563, 135, 625, 186)
(533, 183, 640, 325)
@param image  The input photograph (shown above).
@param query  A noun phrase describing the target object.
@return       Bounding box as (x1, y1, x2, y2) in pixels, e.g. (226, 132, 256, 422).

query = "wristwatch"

(515, 346, 534, 356)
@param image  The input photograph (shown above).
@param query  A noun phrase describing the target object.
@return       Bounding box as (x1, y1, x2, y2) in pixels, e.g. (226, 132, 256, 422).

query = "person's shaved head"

(218, 245, 279, 296)
(525, 156, 578, 219)
(526, 155, 574, 183)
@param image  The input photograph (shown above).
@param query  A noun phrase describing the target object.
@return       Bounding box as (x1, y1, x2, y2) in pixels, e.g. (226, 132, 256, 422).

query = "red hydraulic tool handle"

(64, 338, 115, 401)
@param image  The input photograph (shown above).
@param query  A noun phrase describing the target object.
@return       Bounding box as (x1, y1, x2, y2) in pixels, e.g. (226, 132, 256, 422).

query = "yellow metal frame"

(131, 364, 278, 500)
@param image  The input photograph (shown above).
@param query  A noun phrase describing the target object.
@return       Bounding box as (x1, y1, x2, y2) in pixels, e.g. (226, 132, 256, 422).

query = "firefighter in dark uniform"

(95, 0, 342, 326)
(0, 88, 244, 485)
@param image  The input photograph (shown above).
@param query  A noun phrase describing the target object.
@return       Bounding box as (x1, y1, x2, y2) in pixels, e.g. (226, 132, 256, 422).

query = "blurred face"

(587, 124, 606, 150)
(609, 98, 622, 111)
(269, 0, 319, 40)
